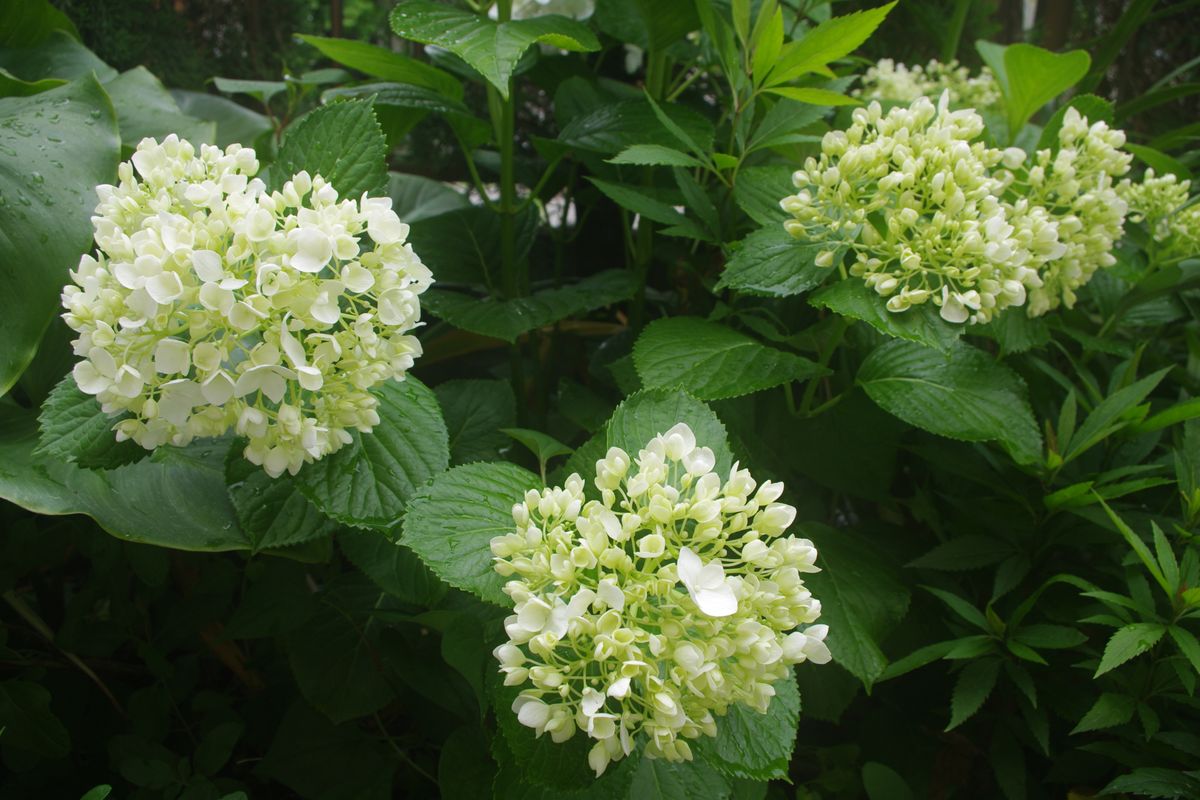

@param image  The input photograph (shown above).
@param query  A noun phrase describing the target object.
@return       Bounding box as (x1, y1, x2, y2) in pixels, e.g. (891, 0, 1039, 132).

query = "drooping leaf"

(401, 461, 541, 607)
(103, 67, 216, 150)
(389, 172, 470, 223)
(633, 317, 827, 400)
(0, 30, 116, 83)
(389, 1, 599, 98)
(0, 75, 118, 394)
(858, 339, 1043, 466)
(298, 377, 449, 530)
(270, 98, 388, 199)
(170, 89, 272, 149)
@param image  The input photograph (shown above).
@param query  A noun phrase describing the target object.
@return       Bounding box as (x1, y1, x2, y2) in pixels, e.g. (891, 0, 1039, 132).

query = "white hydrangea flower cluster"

(856, 58, 1002, 110)
(1118, 169, 1200, 261)
(1021, 108, 1131, 315)
(490, 423, 828, 777)
(61, 135, 432, 477)
(781, 98, 1130, 322)
(781, 95, 1055, 323)
(493, 0, 594, 20)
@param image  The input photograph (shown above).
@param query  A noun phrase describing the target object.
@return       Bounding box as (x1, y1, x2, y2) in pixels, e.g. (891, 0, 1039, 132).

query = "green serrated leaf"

(717, 227, 836, 296)
(945, 659, 1000, 730)
(810, 280, 963, 353)
(693, 676, 800, 781)
(298, 377, 449, 529)
(1072, 692, 1136, 733)
(402, 461, 540, 606)
(389, 1, 599, 97)
(1095, 623, 1167, 677)
(633, 317, 827, 400)
(437, 379, 516, 466)
(764, 2, 896, 86)
(608, 144, 704, 168)
(271, 98, 388, 198)
(35, 374, 142, 469)
(604, 389, 734, 476)
(858, 339, 1043, 466)
(226, 448, 337, 551)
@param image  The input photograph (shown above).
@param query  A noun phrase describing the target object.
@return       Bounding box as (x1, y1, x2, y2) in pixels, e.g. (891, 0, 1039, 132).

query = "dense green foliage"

(2, 0, 1199, 798)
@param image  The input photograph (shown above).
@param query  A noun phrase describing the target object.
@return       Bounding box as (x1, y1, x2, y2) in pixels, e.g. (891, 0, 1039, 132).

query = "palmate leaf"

(858, 339, 1043, 466)
(389, 1, 599, 98)
(633, 317, 827, 400)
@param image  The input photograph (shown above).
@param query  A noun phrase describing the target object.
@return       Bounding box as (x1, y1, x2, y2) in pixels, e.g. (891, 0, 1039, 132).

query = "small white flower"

(677, 547, 738, 617)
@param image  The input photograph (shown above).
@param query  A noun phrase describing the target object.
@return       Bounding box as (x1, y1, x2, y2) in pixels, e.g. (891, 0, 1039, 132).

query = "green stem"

(631, 51, 669, 330)
(798, 316, 850, 416)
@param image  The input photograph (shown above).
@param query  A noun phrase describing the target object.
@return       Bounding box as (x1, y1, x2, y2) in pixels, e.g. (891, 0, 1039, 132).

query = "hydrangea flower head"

(1118, 168, 1200, 262)
(490, 423, 828, 777)
(1023, 107, 1130, 315)
(781, 94, 1054, 324)
(856, 58, 1002, 110)
(61, 135, 432, 477)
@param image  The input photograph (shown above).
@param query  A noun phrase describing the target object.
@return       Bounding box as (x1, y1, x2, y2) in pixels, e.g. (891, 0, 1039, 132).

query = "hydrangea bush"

(2, 1, 1199, 799)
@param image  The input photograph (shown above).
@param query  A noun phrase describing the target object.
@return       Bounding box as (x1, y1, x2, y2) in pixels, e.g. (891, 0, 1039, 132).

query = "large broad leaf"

(716, 228, 834, 297)
(0, 75, 118, 394)
(858, 339, 1043, 465)
(992, 42, 1091, 136)
(0, 0, 79, 47)
(809, 280, 963, 353)
(0, 402, 250, 551)
(270, 98, 388, 198)
(800, 524, 911, 687)
(34, 374, 141, 469)
(226, 452, 338, 552)
(0, 30, 116, 83)
(633, 317, 827, 400)
(435, 379, 517, 466)
(171, 90, 272, 149)
(694, 676, 800, 781)
(401, 461, 541, 607)
(423, 270, 637, 342)
(103, 67, 215, 150)
(604, 389, 734, 475)
(298, 377, 449, 530)
(296, 34, 462, 98)
(732, 165, 793, 226)
(389, 1, 599, 97)
(389, 173, 469, 223)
